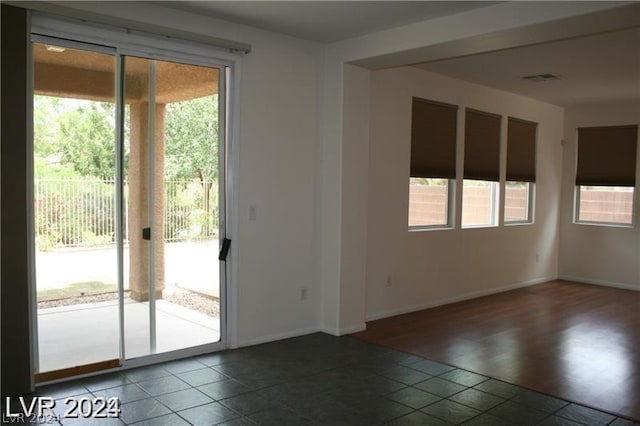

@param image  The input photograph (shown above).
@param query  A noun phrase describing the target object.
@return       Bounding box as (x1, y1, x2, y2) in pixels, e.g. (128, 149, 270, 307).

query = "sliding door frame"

(117, 51, 230, 366)
(30, 35, 121, 379)
(29, 13, 241, 378)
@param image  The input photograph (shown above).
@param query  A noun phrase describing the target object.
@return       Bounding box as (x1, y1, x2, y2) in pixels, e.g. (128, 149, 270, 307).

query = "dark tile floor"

(11, 333, 640, 425)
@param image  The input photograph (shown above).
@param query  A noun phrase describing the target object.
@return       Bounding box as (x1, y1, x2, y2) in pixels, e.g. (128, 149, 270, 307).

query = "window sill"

(408, 225, 453, 232)
(461, 224, 498, 229)
(574, 220, 634, 228)
(505, 220, 533, 226)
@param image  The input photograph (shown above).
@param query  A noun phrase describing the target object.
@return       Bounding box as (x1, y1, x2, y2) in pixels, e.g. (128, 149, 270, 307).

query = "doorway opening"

(32, 39, 227, 379)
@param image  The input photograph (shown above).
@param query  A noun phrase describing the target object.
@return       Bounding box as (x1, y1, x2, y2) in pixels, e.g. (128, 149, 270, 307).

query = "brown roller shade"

(507, 117, 537, 182)
(576, 125, 638, 187)
(410, 97, 458, 179)
(464, 108, 501, 181)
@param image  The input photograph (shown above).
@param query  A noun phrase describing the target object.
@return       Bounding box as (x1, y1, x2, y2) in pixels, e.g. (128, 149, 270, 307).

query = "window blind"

(507, 117, 537, 182)
(464, 108, 501, 181)
(576, 125, 638, 186)
(410, 97, 458, 179)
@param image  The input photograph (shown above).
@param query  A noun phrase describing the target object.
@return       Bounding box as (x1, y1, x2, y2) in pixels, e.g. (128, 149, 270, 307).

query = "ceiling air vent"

(522, 73, 561, 82)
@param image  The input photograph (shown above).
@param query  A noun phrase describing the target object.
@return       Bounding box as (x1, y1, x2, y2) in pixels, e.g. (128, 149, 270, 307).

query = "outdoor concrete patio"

(37, 297, 220, 373)
(36, 240, 220, 297)
(36, 240, 221, 373)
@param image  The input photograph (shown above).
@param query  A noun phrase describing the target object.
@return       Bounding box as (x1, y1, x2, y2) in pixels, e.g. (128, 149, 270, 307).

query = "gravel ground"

(164, 287, 220, 318)
(38, 288, 220, 318)
(38, 291, 124, 309)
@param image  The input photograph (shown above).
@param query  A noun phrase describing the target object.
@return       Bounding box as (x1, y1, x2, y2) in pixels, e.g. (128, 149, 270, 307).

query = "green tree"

(57, 102, 117, 180)
(34, 96, 119, 180)
(165, 95, 219, 182)
(165, 95, 219, 235)
(34, 96, 78, 178)
(34, 95, 62, 157)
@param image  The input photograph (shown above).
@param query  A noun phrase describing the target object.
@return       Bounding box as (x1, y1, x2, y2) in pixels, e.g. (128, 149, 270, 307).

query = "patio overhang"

(33, 43, 219, 102)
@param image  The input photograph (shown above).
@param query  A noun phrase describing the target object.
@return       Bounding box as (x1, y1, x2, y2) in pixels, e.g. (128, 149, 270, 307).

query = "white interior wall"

(338, 64, 371, 333)
(558, 101, 640, 290)
(365, 67, 564, 320)
(320, 1, 628, 334)
(49, 1, 322, 346)
(233, 36, 320, 345)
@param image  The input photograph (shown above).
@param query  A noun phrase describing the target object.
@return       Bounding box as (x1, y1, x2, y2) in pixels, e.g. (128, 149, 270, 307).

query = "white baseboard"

(237, 322, 367, 347)
(237, 326, 320, 348)
(318, 323, 367, 336)
(558, 275, 640, 291)
(317, 325, 339, 336)
(339, 323, 367, 335)
(365, 276, 555, 322)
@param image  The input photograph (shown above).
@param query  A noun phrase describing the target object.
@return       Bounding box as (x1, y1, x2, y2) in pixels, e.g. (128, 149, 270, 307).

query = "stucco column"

(128, 102, 166, 301)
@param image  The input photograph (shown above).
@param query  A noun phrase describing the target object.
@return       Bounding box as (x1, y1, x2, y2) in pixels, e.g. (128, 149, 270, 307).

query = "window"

(576, 186, 634, 224)
(462, 179, 498, 226)
(575, 125, 638, 226)
(462, 109, 501, 227)
(505, 117, 537, 223)
(505, 181, 533, 222)
(409, 98, 457, 229)
(409, 178, 451, 227)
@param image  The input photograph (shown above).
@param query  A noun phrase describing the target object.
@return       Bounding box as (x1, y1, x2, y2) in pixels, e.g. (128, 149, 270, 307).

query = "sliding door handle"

(142, 227, 151, 240)
(218, 238, 231, 261)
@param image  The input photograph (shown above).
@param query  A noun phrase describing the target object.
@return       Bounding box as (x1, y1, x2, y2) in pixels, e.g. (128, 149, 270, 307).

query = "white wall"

(320, 2, 629, 334)
(365, 67, 564, 320)
(47, 1, 322, 346)
(234, 33, 320, 345)
(558, 101, 640, 290)
(338, 65, 371, 333)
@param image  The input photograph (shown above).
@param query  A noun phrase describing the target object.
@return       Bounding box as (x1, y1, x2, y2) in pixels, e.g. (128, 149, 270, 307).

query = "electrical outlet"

(386, 275, 392, 287)
(300, 287, 308, 300)
(249, 205, 257, 221)
(536, 253, 540, 263)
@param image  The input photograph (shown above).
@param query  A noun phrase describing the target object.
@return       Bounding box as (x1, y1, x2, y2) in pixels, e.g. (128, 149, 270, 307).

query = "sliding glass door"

(122, 55, 223, 359)
(33, 42, 121, 374)
(32, 37, 227, 379)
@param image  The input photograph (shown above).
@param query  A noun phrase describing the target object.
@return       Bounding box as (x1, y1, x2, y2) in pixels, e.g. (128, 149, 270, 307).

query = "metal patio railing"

(34, 178, 218, 250)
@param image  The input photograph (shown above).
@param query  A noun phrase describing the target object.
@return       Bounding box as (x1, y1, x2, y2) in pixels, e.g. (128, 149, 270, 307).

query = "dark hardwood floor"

(352, 280, 640, 421)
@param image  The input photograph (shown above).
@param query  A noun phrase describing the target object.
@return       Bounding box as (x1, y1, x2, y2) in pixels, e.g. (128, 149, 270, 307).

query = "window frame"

(573, 124, 638, 228)
(504, 181, 535, 225)
(408, 97, 458, 232)
(461, 179, 499, 228)
(574, 185, 636, 227)
(504, 116, 537, 226)
(408, 178, 455, 231)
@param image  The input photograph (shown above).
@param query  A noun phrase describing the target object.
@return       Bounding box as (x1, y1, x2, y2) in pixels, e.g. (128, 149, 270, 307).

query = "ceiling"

(417, 27, 640, 107)
(155, 1, 497, 43)
(155, 1, 639, 107)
